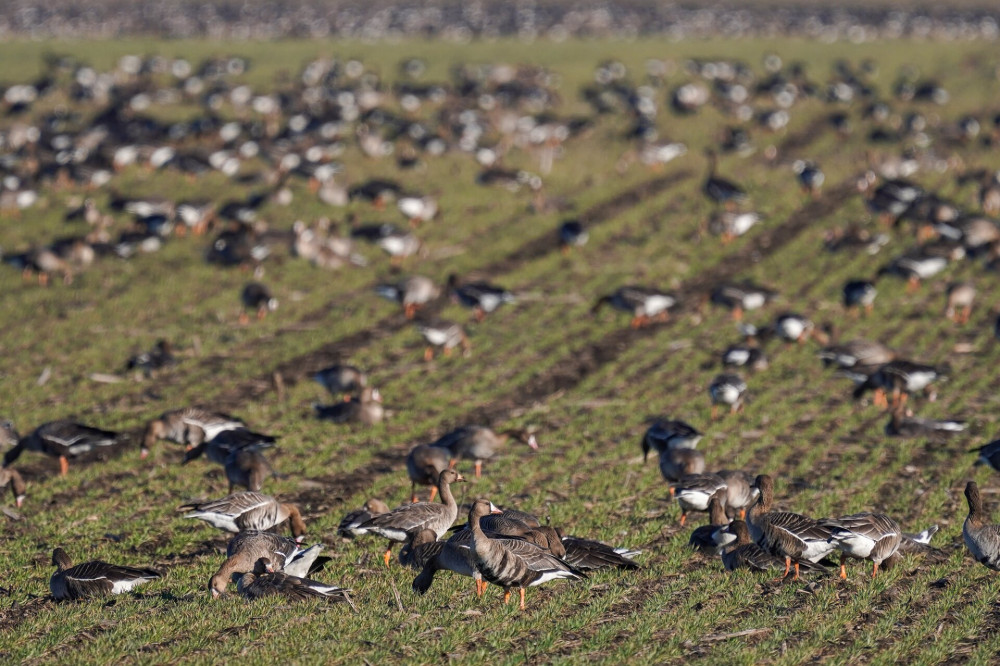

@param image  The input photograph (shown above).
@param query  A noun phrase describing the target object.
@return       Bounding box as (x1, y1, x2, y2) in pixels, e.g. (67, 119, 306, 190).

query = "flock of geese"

(2, 45, 1000, 617)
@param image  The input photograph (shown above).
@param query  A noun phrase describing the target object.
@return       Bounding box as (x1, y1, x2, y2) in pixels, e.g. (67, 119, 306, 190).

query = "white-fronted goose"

(945, 282, 975, 324)
(1, 419, 121, 476)
(313, 364, 367, 400)
(722, 344, 768, 371)
(703, 149, 747, 210)
(141, 407, 245, 459)
(972, 439, 1000, 472)
(592, 286, 677, 328)
(337, 499, 390, 538)
(688, 489, 732, 554)
(405, 529, 481, 596)
(708, 373, 747, 419)
(642, 419, 703, 455)
(313, 387, 384, 425)
(774, 313, 825, 344)
(852, 360, 944, 409)
(181, 491, 306, 539)
(558, 220, 588, 252)
(819, 339, 895, 372)
(238, 557, 353, 606)
(406, 444, 451, 503)
(357, 468, 465, 566)
(183, 427, 278, 467)
(50, 548, 161, 600)
(672, 474, 727, 527)
(721, 520, 827, 574)
(467, 499, 584, 610)
(822, 512, 902, 579)
(375, 275, 440, 318)
(126, 339, 176, 377)
(718, 469, 759, 520)
(209, 531, 326, 598)
(707, 210, 761, 243)
(397, 195, 438, 226)
(431, 426, 538, 479)
(448, 274, 515, 321)
(557, 534, 641, 571)
(709, 282, 776, 320)
(963, 481, 1000, 571)
(747, 474, 837, 580)
(224, 448, 277, 494)
(897, 525, 947, 561)
(0, 467, 26, 507)
(418, 320, 471, 361)
(240, 282, 278, 324)
(843, 280, 877, 314)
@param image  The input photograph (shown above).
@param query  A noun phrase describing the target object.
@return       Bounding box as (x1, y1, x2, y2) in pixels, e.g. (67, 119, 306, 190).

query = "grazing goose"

(842, 280, 877, 314)
(721, 520, 827, 574)
(642, 419, 703, 454)
(337, 499, 390, 538)
(747, 475, 837, 580)
(357, 468, 465, 566)
(557, 534, 641, 571)
(877, 251, 949, 289)
(50, 548, 161, 600)
(376, 228, 422, 263)
(793, 160, 824, 196)
(722, 344, 768, 371)
(209, 531, 327, 598)
(455, 513, 566, 558)
(313, 386, 384, 425)
(972, 439, 1000, 472)
(852, 360, 944, 409)
(672, 474, 727, 526)
(558, 220, 589, 252)
(592, 286, 677, 328)
(0, 467, 26, 507)
(774, 313, 823, 344)
(126, 339, 176, 376)
(448, 274, 515, 321)
(141, 408, 245, 459)
(397, 195, 438, 225)
(181, 491, 306, 539)
(1, 419, 121, 476)
(224, 448, 277, 494)
(708, 373, 747, 419)
(467, 499, 584, 610)
(963, 481, 1000, 571)
(375, 275, 440, 319)
(823, 512, 902, 578)
(688, 489, 732, 554)
(885, 407, 966, 439)
(240, 282, 278, 324)
(709, 283, 776, 321)
(703, 149, 747, 209)
(313, 364, 367, 400)
(183, 427, 277, 466)
(406, 444, 451, 503)
(718, 469, 759, 520)
(819, 339, 895, 373)
(238, 557, 353, 606)
(707, 210, 762, 243)
(431, 426, 538, 479)
(418, 319, 471, 360)
(403, 529, 482, 595)
(945, 282, 975, 324)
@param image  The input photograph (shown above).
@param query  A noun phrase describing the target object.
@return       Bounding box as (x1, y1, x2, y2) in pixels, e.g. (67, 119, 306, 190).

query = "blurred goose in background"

(338, 499, 390, 538)
(853, 360, 945, 409)
(709, 373, 747, 419)
(183, 427, 278, 466)
(718, 469, 759, 519)
(431, 425, 538, 479)
(842, 280, 877, 315)
(774, 313, 825, 344)
(885, 407, 966, 439)
(224, 448, 277, 494)
(406, 444, 451, 503)
(945, 282, 975, 324)
(239, 282, 278, 324)
(141, 408, 245, 459)
(1, 419, 122, 476)
(709, 282, 776, 320)
(313, 387, 384, 425)
(707, 210, 762, 243)
(125, 339, 176, 377)
(313, 364, 367, 401)
(238, 557, 353, 606)
(375, 275, 440, 319)
(703, 149, 747, 210)
(418, 320, 470, 360)
(50, 548, 161, 600)
(558, 220, 589, 253)
(963, 481, 1000, 571)
(181, 491, 306, 539)
(643, 419, 703, 454)
(210, 531, 327, 598)
(793, 160, 824, 196)
(672, 473, 727, 527)
(819, 339, 895, 373)
(592, 286, 676, 328)
(397, 194, 438, 226)
(448, 274, 515, 321)
(822, 512, 902, 578)
(0, 467, 26, 507)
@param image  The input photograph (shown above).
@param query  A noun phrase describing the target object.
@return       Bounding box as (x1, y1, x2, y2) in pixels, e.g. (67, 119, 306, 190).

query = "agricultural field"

(0, 35, 999, 665)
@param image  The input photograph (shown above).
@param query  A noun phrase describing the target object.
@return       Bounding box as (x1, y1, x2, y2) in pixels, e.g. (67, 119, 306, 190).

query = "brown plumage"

(237, 557, 353, 606)
(181, 492, 307, 539)
(822, 512, 902, 579)
(50, 548, 161, 600)
(431, 426, 538, 478)
(721, 520, 827, 574)
(338, 499, 390, 538)
(402, 529, 481, 595)
(140, 407, 244, 459)
(224, 448, 277, 494)
(405, 444, 450, 503)
(0, 467, 26, 507)
(558, 534, 641, 571)
(688, 489, 731, 554)
(718, 469, 759, 520)
(209, 531, 326, 598)
(2, 419, 121, 476)
(963, 481, 1000, 571)
(313, 386, 384, 425)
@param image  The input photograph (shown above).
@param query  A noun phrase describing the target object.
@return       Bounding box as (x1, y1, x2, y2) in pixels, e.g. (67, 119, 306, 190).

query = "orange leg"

(839, 553, 848, 580)
(428, 486, 438, 503)
(475, 308, 485, 323)
(792, 561, 800, 581)
(448, 459, 457, 470)
(711, 405, 719, 421)
(738, 508, 746, 520)
(474, 460, 482, 479)
(238, 312, 250, 325)
(59, 456, 69, 476)
(503, 589, 512, 605)
(411, 483, 418, 504)
(906, 276, 919, 293)
(774, 556, 791, 582)
(257, 307, 267, 321)
(731, 306, 743, 321)
(424, 347, 435, 362)
(679, 512, 687, 527)
(872, 561, 879, 578)
(404, 303, 417, 319)
(383, 548, 392, 567)
(519, 587, 526, 610)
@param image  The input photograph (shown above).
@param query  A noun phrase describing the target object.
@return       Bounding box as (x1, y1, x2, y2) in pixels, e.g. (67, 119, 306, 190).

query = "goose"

(688, 489, 732, 554)
(313, 364, 367, 400)
(774, 313, 822, 344)
(50, 548, 161, 600)
(337, 499, 390, 538)
(558, 220, 588, 252)
(240, 282, 278, 324)
(0, 467, 26, 507)
(431, 426, 538, 479)
(822, 512, 902, 579)
(375, 275, 440, 318)
(181, 491, 306, 539)
(819, 339, 895, 373)
(454, 513, 566, 558)
(972, 439, 1000, 472)
(1, 419, 121, 476)
(467, 499, 584, 610)
(963, 481, 1000, 571)
(718, 469, 759, 520)
(397, 195, 438, 225)
(183, 427, 277, 466)
(557, 534, 641, 571)
(402, 528, 481, 595)
(642, 419, 703, 454)
(406, 444, 451, 503)
(703, 149, 747, 209)
(447, 274, 515, 321)
(224, 448, 277, 494)
(722, 344, 768, 371)
(842, 280, 877, 314)
(238, 557, 353, 606)
(357, 468, 465, 566)
(747, 474, 837, 580)
(672, 474, 727, 527)
(209, 531, 327, 598)
(720, 520, 827, 574)
(709, 373, 747, 419)
(709, 282, 776, 320)
(313, 386, 384, 425)
(592, 286, 677, 328)
(866, 178, 924, 223)
(125, 339, 176, 377)
(945, 282, 975, 324)
(707, 210, 762, 243)
(877, 251, 949, 290)
(793, 160, 824, 196)
(885, 407, 966, 439)
(376, 228, 422, 263)
(141, 408, 247, 459)
(418, 320, 470, 360)
(853, 360, 944, 409)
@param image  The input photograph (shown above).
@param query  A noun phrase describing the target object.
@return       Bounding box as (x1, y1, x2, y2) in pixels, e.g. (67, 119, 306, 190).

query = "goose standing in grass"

(403, 529, 482, 595)
(591, 286, 677, 328)
(707, 210, 761, 243)
(688, 489, 732, 554)
(313, 386, 384, 425)
(718, 469, 759, 520)
(852, 360, 944, 409)
(672, 473, 727, 526)
(375, 275, 440, 319)
(703, 149, 747, 210)
(224, 448, 277, 493)
(709, 373, 747, 419)
(337, 499, 390, 538)
(50, 548, 161, 600)
(819, 339, 895, 373)
(181, 491, 307, 539)
(239, 282, 278, 324)
(721, 520, 827, 574)
(431, 426, 538, 479)
(406, 444, 451, 503)
(842, 280, 877, 315)
(709, 282, 776, 320)
(448, 274, 515, 321)
(0, 467, 26, 507)
(642, 420, 706, 487)
(774, 313, 824, 344)
(558, 220, 588, 253)
(125, 339, 176, 377)
(747, 474, 837, 580)
(209, 531, 327, 598)
(1, 419, 122, 476)
(313, 364, 367, 401)
(793, 160, 824, 196)
(141, 408, 245, 459)
(963, 481, 1000, 571)
(397, 195, 438, 226)
(945, 282, 975, 324)
(822, 512, 902, 578)
(238, 557, 353, 606)
(418, 320, 471, 360)
(467, 499, 584, 610)
(357, 468, 465, 566)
